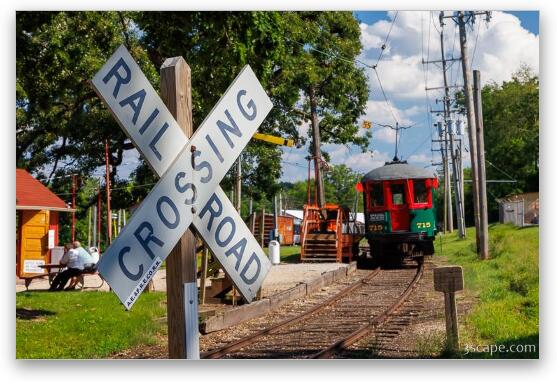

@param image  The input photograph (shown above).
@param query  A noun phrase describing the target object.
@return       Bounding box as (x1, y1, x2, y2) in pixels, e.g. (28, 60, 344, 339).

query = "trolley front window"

(369, 183, 384, 207)
(391, 184, 405, 206)
(413, 180, 428, 204)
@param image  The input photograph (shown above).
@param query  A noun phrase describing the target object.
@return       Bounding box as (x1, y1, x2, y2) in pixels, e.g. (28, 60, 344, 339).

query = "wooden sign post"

(91, 45, 273, 360)
(434, 266, 463, 352)
(160, 56, 198, 359)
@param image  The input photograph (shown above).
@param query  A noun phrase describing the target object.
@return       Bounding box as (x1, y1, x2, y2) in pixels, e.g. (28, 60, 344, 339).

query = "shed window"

(369, 183, 384, 207)
(413, 180, 428, 204)
(391, 184, 405, 206)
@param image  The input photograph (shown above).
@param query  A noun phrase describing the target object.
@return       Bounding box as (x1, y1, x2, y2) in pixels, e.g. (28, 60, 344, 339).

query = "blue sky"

(278, 10, 539, 183)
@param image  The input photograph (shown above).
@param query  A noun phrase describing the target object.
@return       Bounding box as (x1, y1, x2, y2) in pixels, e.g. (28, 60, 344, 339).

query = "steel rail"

(202, 268, 382, 359)
(310, 262, 424, 359)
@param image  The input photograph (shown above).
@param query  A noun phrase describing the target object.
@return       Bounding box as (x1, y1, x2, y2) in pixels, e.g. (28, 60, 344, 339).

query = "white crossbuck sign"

(92, 46, 272, 309)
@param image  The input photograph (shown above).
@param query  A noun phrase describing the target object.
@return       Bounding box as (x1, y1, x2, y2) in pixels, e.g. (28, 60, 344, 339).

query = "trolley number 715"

(416, 222, 432, 229)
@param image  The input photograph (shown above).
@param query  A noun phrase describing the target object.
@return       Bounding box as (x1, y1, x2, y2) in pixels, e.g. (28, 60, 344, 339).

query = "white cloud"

(466, 11, 539, 84)
(359, 11, 539, 103)
(374, 127, 396, 143)
(358, 100, 424, 143)
(343, 150, 391, 174)
(407, 152, 430, 164)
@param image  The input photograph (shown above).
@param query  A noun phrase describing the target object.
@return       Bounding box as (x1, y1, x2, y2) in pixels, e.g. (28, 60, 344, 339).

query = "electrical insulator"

(456, 120, 463, 135)
(448, 119, 454, 135)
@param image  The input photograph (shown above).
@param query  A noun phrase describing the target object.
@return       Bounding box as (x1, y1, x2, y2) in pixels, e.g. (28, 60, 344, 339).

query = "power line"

(374, 11, 399, 67)
(430, 11, 441, 34)
(285, 37, 373, 70)
(422, 11, 435, 164)
(470, 20, 482, 67)
(406, 128, 433, 159)
(485, 158, 516, 181)
(373, 68, 399, 124)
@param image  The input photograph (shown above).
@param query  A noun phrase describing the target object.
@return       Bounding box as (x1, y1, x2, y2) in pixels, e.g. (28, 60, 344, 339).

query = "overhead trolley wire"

(371, 11, 400, 125)
(470, 20, 483, 67)
(374, 11, 399, 67)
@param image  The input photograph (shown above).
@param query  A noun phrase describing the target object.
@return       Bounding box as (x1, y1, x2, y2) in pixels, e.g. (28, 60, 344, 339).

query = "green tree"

(283, 11, 370, 207)
(453, 66, 538, 224)
(135, 11, 371, 204)
(481, 65, 539, 194)
(324, 164, 362, 210)
(283, 12, 370, 149)
(16, 11, 156, 183)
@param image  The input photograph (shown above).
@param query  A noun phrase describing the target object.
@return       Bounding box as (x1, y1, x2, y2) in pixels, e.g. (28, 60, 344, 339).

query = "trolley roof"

(362, 161, 435, 182)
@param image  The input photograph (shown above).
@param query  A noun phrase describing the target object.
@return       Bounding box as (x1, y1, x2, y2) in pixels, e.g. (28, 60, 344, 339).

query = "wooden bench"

(23, 273, 57, 290)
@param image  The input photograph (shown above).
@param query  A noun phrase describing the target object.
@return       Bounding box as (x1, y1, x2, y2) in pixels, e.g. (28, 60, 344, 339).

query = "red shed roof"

(16, 169, 74, 212)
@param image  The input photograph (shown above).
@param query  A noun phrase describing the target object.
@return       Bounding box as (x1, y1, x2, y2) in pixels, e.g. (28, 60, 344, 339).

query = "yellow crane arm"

(252, 132, 294, 147)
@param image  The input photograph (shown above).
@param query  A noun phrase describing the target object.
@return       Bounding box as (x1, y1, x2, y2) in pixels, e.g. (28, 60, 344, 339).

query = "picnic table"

(39, 263, 66, 285)
(36, 263, 104, 290)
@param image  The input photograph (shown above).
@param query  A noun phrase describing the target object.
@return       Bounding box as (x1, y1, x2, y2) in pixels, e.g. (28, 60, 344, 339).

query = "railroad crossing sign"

(92, 45, 272, 309)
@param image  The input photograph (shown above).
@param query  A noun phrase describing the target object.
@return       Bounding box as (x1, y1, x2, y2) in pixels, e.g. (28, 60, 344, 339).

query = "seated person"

(49, 243, 83, 291)
(73, 241, 96, 272)
(88, 246, 100, 266)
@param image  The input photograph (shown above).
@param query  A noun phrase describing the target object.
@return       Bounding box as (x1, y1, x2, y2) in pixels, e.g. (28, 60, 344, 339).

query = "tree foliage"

(451, 66, 538, 224)
(16, 11, 156, 184)
(16, 11, 371, 241)
(481, 65, 539, 194)
(282, 12, 370, 150)
(281, 164, 363, 212)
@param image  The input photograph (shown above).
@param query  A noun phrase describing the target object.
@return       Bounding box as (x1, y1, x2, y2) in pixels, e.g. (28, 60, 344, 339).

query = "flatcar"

(356, 160, 439, 265)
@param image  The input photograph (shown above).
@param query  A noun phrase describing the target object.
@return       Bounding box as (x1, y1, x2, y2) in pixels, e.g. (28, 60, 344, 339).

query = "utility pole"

(443, 128, 453, 232)
(92, 204, 97, 249)
(457, 11, 481, 253)
(439, 11, 464, 236)
(234, 155, 242, 213)
(308, 85, 326, 210)
(97, 181, 102, 250)
(87, 206, 92, 248)
(104, 141, 112, 244)
(273, 194, 279, 242)
(473, 70, 489, 259)
(439, 137, 448, 233)
(71, 174, 77, 241)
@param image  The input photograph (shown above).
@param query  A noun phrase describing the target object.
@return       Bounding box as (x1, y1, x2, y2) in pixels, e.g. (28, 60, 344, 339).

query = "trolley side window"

(391, 184, 405, 206)
(413, 180, 428, 204)
(369, 182, 384, 207)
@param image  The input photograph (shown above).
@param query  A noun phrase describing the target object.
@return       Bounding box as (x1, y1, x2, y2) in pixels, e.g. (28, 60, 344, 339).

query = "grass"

(263, 244, 301, 263)
(435, 223, 539, 358)
(16, 244, 302, 359)
(16, 290, 167, 359)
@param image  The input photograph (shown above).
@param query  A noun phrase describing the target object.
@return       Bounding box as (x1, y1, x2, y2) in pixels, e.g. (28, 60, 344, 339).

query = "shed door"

(18, 210, 49, 277)
(389, 182, 409, 232)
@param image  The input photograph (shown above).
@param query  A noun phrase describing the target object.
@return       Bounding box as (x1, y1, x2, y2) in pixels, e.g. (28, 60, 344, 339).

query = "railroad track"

(202, 262, 424, 359)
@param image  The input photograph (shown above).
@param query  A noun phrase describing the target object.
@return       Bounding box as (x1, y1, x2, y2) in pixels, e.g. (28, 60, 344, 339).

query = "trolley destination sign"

(92, 45, 273, 309)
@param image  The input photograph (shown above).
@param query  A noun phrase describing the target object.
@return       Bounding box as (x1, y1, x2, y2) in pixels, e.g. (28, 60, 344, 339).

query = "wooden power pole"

(458, 11, 481, 253)
(234, 156, 242, 212)
(160, 56, 199, 359)
(104, 141, 112, 244)
(439, 11, 464, 237)
(308, 85, 326, 210)
(473, 70, 489, 259)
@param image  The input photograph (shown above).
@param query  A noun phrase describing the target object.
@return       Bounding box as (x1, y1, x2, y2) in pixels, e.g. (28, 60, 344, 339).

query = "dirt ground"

(110, 258, 476, 359)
